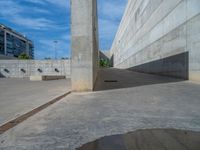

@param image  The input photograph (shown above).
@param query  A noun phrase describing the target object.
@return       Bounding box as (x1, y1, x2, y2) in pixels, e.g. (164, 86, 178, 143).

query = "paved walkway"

(0, 78, 71, 126)
(0, 69, 200, 150)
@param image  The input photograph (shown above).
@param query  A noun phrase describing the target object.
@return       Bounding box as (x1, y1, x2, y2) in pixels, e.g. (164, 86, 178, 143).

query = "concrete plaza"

(0, 78, 71, 126)
(0, 69, 200, 150)
(1, 0, 200, 149)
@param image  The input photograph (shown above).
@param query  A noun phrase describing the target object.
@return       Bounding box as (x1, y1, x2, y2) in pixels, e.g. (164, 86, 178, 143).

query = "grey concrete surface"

(110, 0, 200, 82)
(94, 68, 184, 91)
(30, 75, 66, 81)
(1, 69, 200, 150)
(0, 55, 16, 60)
(0, 60, 70, 78)
(71, 0, 99, 91)
(0, 78, 71, 126)
(77, 129, 200, 150)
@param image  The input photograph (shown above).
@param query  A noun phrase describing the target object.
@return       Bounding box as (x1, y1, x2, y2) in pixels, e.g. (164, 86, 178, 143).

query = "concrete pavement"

(0, 69, 200, 150)
(0, 78, 71, 126)
(77, 129, 200, 150)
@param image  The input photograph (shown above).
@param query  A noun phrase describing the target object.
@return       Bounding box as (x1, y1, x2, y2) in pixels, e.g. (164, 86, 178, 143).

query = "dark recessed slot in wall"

(104, 80, 118, 83)
(21, 68, 26, 73)
(4, 68, 9, 73)
(37, 68, 42, 73)
(55, 68, 59, 72)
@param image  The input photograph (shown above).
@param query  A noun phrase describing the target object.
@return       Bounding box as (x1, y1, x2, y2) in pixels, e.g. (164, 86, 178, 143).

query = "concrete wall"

(100, 51, 110, 61)
(71, 0, 99, 91)
(0, 54, 17, 60)
(0, 60, 71, 78)
(111, 0, 200, 81)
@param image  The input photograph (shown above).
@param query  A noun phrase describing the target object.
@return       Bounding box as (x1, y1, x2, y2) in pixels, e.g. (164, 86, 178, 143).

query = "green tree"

(18, 53, 30, 60)
(44, 57, 52, 60)
(99, 59, 110, 68)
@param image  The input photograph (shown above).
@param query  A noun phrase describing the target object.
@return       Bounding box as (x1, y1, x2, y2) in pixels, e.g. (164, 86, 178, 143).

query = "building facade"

(110, 0, 200, 81)
(0, 24, 34, 59)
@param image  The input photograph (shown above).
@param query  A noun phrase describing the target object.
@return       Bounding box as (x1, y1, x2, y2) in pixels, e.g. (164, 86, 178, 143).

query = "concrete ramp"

(94, 68, 184, 91)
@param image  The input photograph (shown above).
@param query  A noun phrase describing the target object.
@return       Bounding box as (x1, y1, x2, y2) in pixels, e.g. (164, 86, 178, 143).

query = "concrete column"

(71, 0, 99, 91)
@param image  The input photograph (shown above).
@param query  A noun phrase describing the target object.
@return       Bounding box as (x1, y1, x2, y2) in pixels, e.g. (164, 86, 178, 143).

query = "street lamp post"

(54, 40, 58, 60)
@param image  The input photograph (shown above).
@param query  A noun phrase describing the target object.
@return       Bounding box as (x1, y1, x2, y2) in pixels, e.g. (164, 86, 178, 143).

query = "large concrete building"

(0, 24, 34, 59)
(110, 0, 200, 81)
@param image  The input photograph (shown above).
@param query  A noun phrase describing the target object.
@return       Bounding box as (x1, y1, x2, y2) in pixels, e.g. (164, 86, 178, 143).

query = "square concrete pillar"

(71, 0, 99, 91)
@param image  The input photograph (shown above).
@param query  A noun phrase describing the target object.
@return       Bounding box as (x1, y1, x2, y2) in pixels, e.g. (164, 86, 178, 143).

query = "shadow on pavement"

(94, 68, 185, 91)
(0, 72, 5, 78)
(77, 128, 200, 150)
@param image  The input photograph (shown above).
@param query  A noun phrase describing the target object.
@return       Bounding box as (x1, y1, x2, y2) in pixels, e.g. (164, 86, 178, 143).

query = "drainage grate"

(104, 80, 118, 83)
(0, 91, 71, 134)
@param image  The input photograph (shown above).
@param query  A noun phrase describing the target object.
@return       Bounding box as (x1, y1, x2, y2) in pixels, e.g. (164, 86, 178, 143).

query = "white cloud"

(12, 16, 55, 30)
(38, 34, 70, 59)
(61, 34, 70, 41)
(24, 0, 46, 5)
(98, 0, 127, 50)
(0, 0, 67, 30)
(0, 0, 23, 16)
(98, 0, 127, 21)
(45, 0, 69, 9)
(24, 0, 69, 9)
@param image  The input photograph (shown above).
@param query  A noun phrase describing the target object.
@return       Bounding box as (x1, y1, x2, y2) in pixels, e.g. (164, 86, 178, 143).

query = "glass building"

(0, 24, 34, 59)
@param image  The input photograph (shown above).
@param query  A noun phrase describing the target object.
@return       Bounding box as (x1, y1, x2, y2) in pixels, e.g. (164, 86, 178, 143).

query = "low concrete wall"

(0, 60, 71, 78)
(30, 75, 66, 81)
(111, 0, 200, 81)
(0, 55, 17, 60)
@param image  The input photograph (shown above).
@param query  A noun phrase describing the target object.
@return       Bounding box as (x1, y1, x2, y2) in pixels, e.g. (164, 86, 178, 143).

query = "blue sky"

(0, 0, 127, 59)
